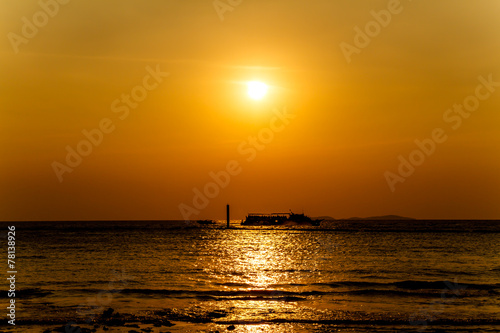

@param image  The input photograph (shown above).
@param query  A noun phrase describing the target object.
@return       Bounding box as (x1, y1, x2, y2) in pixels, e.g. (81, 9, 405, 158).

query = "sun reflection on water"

(227, 230, 289, 288)
(205, 230, 314, 326)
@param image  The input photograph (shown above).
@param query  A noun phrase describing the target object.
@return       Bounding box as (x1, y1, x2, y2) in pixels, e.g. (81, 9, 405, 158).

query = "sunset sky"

(1, 0, 499, 221)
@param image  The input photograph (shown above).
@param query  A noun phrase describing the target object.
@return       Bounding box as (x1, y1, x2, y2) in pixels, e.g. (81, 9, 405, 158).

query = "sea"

(1, 219, 499, 332)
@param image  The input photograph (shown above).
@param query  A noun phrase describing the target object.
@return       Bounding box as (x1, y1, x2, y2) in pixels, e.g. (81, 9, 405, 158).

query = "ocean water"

(1, 220, 500, 332)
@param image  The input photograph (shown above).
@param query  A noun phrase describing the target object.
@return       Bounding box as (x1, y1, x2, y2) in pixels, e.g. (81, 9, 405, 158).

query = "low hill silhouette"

(314, 215, 415, 221)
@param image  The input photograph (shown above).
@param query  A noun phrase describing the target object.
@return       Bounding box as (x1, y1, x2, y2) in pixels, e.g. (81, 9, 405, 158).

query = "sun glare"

(247, 81, 269, 100)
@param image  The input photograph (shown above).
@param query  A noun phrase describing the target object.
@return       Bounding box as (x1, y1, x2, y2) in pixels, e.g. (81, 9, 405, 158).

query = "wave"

(16, 255, 47, 259)
(91, 280, 499, 299)
(1, 288, 52, 298)
(18, 280, 499, 301)
(312, 280, 500, 291)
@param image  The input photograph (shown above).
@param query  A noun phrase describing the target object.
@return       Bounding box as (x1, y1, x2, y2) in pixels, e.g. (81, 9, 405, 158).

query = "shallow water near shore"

(1, 220, 499, 332)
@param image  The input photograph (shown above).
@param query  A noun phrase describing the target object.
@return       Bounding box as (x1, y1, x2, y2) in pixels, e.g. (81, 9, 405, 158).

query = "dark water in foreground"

(1, 220, 499, 332)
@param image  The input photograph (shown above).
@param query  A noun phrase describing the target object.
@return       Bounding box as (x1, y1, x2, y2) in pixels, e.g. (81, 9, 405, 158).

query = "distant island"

(314, 215, 416, 221)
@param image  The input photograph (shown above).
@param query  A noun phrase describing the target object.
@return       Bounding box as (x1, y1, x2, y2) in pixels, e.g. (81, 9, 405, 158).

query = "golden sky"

(1, 0, 499, 220)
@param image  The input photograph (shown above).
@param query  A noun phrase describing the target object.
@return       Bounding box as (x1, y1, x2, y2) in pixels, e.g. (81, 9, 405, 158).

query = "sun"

(247, 81, 269, 100)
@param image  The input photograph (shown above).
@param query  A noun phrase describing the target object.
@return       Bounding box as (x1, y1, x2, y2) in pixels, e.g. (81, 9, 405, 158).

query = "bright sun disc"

(247, 81, 269, 100)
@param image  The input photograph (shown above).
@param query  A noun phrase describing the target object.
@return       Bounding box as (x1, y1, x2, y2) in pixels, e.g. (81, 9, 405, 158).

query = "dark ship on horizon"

(241, 211, 321, 226)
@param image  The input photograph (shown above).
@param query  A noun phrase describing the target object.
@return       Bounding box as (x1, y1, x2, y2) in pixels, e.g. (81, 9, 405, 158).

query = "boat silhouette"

(241, 211, 321, 226)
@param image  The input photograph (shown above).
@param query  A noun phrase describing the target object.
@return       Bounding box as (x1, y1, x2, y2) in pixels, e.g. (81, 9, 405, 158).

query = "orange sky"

(1, 0, 499, 220)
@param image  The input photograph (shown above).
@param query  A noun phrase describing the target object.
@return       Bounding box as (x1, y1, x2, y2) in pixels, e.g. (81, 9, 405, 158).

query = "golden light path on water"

(226, 230, 296, 331)
(198, 228, 324, 331)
